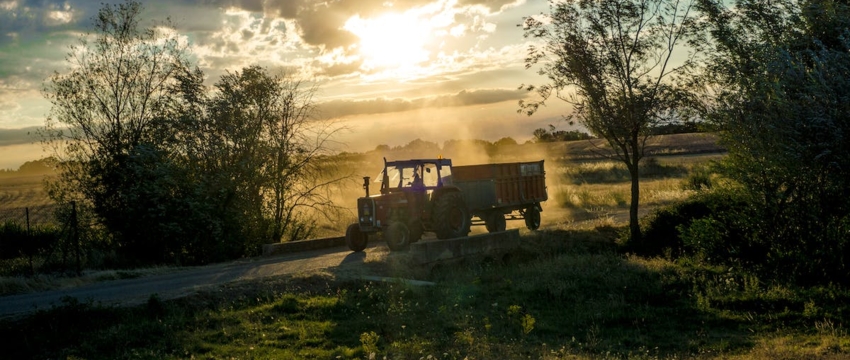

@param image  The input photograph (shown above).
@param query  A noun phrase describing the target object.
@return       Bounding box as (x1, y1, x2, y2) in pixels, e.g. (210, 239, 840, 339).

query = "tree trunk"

(629, 163, 642, 243)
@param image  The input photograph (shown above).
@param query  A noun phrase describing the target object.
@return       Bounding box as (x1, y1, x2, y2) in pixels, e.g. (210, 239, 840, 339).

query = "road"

(0, 243, 383, 320)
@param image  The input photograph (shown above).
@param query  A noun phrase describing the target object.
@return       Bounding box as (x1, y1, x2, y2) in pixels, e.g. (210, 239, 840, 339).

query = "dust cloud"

(323, 109, 586, 235)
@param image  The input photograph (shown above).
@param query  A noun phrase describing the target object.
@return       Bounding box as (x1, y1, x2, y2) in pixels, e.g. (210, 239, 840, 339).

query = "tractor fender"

(430, 186, 461, 202)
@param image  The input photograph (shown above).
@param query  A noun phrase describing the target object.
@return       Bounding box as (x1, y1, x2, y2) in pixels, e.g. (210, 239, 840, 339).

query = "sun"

(344, 12, 433, 72)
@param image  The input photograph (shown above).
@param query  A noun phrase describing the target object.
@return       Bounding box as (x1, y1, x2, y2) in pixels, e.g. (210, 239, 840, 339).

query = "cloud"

(318, 88, 525, 118)
(317, 60, 364, 77)
(0, 1, 86, 47)
(201, 0, 522, 76)
(458, 0, 526, 12)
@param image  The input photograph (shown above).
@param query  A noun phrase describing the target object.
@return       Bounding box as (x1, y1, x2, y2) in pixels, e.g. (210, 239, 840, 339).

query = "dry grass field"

(0, 173, 56, 226)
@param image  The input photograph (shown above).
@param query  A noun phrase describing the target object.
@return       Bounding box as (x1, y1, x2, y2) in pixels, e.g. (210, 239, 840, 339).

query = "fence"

(0, 204, 59, 230)
(0, 202, 82, 275)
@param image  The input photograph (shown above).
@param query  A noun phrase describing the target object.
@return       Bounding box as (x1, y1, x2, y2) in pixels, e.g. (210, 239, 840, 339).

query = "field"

(3, 231, 849, 359)
(0, 173, 55, 226)
(2, 133, 849, 358)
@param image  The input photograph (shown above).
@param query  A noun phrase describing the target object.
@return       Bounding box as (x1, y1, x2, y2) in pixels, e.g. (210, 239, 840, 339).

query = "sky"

(0, 0, 575, 169)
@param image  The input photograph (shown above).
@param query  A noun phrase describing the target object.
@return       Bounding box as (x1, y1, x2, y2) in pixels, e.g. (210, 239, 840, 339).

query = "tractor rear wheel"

(524, 206, 541, 231)
(408, 219, 423, 243)
(433, 192, 471, 239)
(346, 223, 368, 252)
(485, 212, 507, 233)
(385, 221, 410, 251)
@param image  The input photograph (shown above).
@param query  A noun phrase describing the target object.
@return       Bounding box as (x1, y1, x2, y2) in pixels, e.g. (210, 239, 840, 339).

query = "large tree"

(177, 65, 344, 254)
(42, 0, 192, 263)
(520, 0, 702, 241)
(697, 0, 850, 282)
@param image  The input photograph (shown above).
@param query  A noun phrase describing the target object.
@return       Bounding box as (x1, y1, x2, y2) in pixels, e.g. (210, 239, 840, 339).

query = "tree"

(532, 127, 555, 143)
(41, 1, 341, 266)
(533, 125, 593, 143)
(520, 0, 702, 241)
(42, 0, 192, 263)
(186, 66, 344, 249)
(697, 0, 850, 283)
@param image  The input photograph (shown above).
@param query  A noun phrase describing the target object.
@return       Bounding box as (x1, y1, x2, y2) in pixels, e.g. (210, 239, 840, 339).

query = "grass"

(2, 229, 848, 359)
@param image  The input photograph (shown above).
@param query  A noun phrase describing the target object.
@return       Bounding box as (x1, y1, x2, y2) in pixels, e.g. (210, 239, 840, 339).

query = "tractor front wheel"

(346, 223, 368, 252)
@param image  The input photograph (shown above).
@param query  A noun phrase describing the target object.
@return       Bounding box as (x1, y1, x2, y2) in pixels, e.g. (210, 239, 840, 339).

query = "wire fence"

(0, 203, 83, 275)
(0, 204, 59, 229)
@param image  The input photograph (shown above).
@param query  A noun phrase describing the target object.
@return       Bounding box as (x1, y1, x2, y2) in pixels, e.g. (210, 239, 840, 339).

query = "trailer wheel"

(346, 223, 368, 252)
(385, 221, 410, 251)
(524, 206, 541, 231)
(485, 212, 506, 233)
(433, 192, 471, 239)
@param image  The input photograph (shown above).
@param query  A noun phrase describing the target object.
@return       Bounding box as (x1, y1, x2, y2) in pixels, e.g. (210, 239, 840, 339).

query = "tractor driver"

(411, 167, 424, 189)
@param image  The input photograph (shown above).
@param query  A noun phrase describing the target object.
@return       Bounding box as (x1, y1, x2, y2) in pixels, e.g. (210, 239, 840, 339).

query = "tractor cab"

(377, 158, 453, 194)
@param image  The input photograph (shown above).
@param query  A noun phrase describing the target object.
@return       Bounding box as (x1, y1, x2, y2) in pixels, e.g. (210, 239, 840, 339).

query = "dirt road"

(0, 243, 384, 320)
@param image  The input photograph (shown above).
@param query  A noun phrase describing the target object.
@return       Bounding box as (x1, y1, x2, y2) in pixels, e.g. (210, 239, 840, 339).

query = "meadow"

(2, 133, 849, 359)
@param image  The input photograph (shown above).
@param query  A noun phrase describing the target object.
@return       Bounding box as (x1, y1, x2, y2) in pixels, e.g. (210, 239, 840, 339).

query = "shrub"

(0, 221, 27, 260)
(631, 188, 850, 285)
(681, 164, 713, 191)
(0, 221, 62, 275)
(624, 190, 750, 259)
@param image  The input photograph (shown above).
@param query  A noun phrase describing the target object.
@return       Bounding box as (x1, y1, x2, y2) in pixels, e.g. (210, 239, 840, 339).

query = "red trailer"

(452, 161, 548, 232)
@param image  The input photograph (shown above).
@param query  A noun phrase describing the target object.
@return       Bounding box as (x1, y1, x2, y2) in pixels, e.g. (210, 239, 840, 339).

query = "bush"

(0, 220, 62, 275)
(624, 190, 751, 259)
(0, 221, 27, 260)
(631, 188, 850, 285)
(681, 164, 713, 191)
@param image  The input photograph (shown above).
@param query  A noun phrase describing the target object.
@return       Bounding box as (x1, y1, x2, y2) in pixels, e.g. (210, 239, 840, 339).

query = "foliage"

(0, 221, 60, 260)
(0, 158, 58, 176)
(391, 138, 440, 155)
(697, 0, 850, 285)
(532, 125, 593, 143)
(493, 136, 518, 147)
(520, 0, 703, 241)
(628, 190, 751, 258)
(0, 220, 64, 275)
(181, 65, 343, 252)
(681, 163, 713, 191)
(40, 1, 340, 265)
(40, 1, 192, 264)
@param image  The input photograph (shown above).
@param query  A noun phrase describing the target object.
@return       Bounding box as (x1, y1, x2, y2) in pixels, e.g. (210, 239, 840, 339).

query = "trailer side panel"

(453, 161, 547, 211)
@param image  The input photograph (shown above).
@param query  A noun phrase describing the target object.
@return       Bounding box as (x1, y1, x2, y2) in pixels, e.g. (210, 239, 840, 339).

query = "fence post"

(25, 207, 30, 235)
(72, 201, 80, 275)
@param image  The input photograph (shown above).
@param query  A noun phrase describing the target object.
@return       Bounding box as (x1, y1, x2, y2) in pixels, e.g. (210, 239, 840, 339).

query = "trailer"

(452, 160, 547, 232)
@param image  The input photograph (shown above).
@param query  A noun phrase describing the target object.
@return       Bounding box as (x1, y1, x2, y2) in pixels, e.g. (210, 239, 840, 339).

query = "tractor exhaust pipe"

(363, 176, 371, 197)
